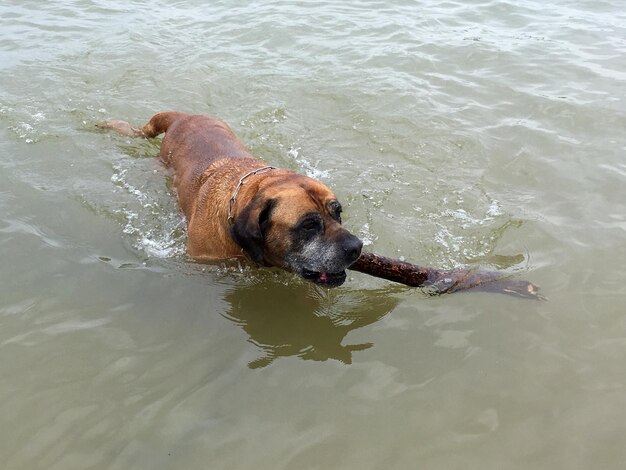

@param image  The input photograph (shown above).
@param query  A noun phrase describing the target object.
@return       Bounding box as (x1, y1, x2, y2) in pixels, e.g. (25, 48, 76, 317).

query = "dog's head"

(230, 173, 363, 287)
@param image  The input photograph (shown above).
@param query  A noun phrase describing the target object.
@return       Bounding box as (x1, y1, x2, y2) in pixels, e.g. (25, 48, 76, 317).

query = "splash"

(4, 105, 47, 144)
(428, 197, 522, 268)
(110, 162, 187, 259)
(288, 145, 330, 180)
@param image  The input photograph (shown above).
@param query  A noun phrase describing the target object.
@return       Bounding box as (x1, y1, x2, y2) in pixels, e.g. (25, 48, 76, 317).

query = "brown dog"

(98, 112, 363, 287)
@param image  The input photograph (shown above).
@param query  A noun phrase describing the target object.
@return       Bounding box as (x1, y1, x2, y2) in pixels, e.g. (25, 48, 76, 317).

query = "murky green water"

(2, 1, 626, 468)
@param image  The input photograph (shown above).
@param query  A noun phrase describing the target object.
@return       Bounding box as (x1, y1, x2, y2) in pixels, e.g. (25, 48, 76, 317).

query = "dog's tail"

(96, 111, 187, 138)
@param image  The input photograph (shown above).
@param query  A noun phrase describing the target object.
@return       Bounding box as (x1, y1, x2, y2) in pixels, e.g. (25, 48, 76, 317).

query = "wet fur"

(98, 112, 363, 285)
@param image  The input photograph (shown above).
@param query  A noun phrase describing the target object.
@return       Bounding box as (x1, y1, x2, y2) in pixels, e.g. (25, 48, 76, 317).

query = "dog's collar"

(227, 166, 275, 225)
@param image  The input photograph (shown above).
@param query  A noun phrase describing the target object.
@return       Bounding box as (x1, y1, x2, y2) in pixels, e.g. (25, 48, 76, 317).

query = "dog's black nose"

(343, 235, 363, 263)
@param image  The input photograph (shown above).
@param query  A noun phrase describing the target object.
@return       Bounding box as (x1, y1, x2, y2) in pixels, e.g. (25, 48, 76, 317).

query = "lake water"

(1, 1, 625, 468)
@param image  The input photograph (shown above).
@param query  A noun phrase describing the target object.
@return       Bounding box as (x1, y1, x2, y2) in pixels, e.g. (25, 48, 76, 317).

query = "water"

(1, 1, 625, 468)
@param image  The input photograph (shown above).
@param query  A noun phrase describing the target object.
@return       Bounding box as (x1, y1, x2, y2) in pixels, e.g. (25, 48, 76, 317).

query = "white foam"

(288, 145, 330, 180)
(111, 163, 186, 259)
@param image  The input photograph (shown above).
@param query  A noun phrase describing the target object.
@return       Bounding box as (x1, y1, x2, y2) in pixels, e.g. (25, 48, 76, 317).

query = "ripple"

(109, 162, 187, 259)
(1, 0, 625, 467)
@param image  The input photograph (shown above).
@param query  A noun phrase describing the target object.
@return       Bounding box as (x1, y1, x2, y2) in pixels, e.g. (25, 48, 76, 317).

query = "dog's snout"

(342, 235, 363, 263)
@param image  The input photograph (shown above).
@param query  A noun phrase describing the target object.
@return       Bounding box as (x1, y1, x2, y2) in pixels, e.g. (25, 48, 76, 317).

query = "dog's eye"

(329, 200, 342, 222)
(301, 217, 322, 232)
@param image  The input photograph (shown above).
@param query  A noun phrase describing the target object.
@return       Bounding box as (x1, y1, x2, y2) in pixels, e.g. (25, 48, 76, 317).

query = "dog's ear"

(230, 195, 276, 265)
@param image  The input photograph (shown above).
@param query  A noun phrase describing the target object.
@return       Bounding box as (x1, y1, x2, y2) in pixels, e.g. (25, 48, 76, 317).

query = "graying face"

(283, 206, 363, 287)
(231, 176, 363, 287)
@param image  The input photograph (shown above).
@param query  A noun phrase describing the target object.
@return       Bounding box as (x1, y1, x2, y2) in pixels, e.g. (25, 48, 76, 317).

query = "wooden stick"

(349, 252, 544, 300)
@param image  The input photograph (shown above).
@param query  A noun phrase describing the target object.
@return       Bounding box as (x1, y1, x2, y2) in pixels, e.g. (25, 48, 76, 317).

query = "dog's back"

(98, 111, 253, 168)
(153, 112, 252, 167)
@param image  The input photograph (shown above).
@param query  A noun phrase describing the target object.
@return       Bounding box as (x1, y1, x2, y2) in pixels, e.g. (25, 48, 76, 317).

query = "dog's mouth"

(301, 269, 347, 287)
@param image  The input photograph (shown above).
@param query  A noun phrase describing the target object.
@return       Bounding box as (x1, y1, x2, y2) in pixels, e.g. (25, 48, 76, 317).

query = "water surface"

(1, 1, 626, 469)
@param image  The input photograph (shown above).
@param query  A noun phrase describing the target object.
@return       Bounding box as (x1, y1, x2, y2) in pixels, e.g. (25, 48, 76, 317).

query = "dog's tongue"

(319, 272, 329, 282)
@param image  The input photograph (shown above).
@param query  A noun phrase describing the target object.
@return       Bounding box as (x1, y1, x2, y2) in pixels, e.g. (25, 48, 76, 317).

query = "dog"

(98, 112, 363, 287)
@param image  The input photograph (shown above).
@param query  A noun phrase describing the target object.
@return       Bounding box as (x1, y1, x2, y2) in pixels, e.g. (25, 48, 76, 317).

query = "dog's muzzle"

(299, 234, 363, 287)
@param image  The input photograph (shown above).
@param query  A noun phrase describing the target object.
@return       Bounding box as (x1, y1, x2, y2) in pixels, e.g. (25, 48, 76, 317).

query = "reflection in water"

(222, 276, 403, 368)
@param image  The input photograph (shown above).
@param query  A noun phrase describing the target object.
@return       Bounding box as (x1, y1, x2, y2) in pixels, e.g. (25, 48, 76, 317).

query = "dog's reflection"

(222, 275, 402, 368)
